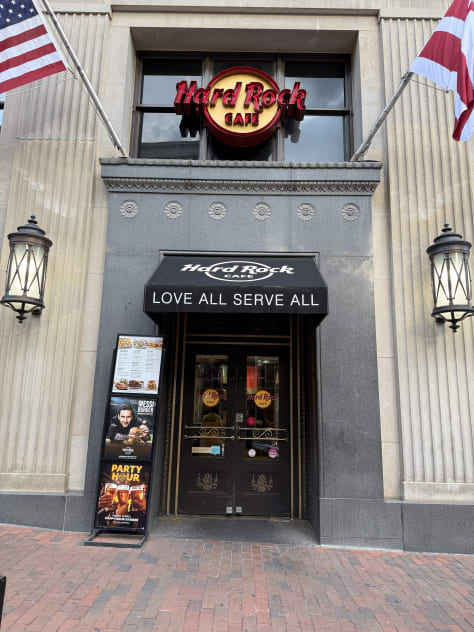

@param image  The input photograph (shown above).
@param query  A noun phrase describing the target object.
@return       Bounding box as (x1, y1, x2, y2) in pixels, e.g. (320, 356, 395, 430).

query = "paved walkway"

(0, 525, 473, 632)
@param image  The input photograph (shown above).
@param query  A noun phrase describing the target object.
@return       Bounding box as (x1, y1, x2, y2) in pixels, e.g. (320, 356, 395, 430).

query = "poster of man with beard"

(104, 397, 156, 460)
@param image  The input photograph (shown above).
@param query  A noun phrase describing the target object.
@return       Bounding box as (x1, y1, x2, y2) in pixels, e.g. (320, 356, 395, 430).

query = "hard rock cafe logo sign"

(174, 66, 306, 147)
(202, 388, 220, 407)
(181, 261, 295, 282)
(254, 390, 272, 409)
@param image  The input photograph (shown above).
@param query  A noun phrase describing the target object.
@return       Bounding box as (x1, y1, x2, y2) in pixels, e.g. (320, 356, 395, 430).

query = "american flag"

(410, 0, 474, 141)
(0, 0, 66, 94)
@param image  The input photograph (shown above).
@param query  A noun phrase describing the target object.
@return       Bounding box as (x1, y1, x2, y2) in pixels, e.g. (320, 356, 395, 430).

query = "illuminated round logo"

(204, 67, 281, 147)
(254, 390, 272, 409)
(174, 67, 306, 148)
(202, 388, 220, 407)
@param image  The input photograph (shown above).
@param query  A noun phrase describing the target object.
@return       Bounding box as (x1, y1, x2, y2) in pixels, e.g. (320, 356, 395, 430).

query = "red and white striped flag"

(0, 0, 66, 94)
(410, 0, 474, 141)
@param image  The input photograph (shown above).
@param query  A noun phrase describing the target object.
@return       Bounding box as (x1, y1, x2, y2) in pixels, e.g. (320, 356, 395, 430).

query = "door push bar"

(183, 425, 235, 440)
(183, 434, 236, 440)
(236, 428, 288, 441)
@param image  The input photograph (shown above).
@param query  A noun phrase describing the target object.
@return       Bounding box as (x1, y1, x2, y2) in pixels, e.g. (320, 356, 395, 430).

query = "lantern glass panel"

(8, 242, 26, 296)
(433, 250, 470, 320)
(8, 243, 44, 300)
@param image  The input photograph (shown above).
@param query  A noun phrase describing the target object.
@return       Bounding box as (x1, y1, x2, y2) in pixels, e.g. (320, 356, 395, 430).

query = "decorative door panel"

(234, 353, 290, 516)
(178, 346, 290, 516)
(178, 352, 234, 514)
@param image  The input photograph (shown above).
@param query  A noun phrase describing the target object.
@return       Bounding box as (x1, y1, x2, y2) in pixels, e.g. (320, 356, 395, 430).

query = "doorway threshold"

(151, 516, 319, 545)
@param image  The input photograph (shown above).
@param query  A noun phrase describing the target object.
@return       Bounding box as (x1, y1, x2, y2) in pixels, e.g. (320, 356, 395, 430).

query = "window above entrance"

(133, 55, 351, 161)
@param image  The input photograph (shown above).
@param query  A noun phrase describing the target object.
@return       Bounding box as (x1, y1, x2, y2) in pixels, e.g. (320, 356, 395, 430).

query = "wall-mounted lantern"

(426, 223, 474, 332)
(0, 216, 53, 323)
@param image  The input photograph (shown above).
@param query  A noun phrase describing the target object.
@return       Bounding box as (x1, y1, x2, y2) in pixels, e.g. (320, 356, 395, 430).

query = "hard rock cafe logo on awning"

(174, 66, 306, 147)
(181, 261, 295, 282)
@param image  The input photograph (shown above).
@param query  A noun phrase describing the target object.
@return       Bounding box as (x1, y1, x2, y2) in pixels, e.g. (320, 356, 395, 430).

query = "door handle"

(184, 425, 235, 430)
(236, 428, 288, 441)
(183, 425, 235, 440)
(184, 434, 235, 440)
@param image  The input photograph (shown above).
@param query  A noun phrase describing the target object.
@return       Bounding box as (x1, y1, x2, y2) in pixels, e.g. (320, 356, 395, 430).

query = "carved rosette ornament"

(196, 473, 219, 491)
(251, 474, 274, 493)
(208, 202, 227, 220)
(342, 202, 361, 221)
(297, 203, 315, 221)
(120, 200, 139, 218)
(164, 201, 183, 219)
(253, 203, 272, 221)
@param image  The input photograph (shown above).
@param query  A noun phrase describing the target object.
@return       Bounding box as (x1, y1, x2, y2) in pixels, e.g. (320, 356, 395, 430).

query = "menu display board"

(104, 397, 156, 461)
(112, 336, 163, 395)
(93, 334, 164, 536)
(95, 461, 151, 531)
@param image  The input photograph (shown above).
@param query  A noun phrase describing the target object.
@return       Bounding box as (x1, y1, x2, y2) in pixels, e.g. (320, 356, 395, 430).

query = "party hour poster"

(104, 397, 156, 460)
(95, 461, 151, 531)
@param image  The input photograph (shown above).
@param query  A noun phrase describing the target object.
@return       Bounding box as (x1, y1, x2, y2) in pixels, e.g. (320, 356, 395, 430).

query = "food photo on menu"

(95, 461, 150, 531)
(113, 336, 163, 395)
(104, 397, 156, 460)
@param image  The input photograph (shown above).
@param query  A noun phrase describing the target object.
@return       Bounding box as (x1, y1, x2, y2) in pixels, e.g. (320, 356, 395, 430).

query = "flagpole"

(350, 71, 414, 161)
(38, 0, 128, 158)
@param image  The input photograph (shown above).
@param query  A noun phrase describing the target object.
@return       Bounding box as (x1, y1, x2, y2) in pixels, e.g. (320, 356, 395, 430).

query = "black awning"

(144, 256, 328, 318)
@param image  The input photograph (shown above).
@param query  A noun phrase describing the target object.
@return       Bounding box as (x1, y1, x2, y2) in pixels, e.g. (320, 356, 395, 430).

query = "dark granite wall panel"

(320, 498, 402, 549)
(83, 254, 159, 498)
(402, 502, 474, 554)
(0, 494, 66, 530)
(319, 256, 383, 500)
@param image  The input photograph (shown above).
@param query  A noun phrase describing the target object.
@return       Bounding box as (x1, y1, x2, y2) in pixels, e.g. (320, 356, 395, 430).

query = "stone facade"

(0, 0, 473, 553)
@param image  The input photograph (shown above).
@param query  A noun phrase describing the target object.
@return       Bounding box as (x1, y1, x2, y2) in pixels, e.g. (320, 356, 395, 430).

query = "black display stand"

(84, 531, 147, 549)
(84, 334, 164, 548)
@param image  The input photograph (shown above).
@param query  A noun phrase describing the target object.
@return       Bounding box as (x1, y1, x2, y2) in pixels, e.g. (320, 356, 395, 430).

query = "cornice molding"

(102, 177, 379, 194)
(100, 158, 383, 170)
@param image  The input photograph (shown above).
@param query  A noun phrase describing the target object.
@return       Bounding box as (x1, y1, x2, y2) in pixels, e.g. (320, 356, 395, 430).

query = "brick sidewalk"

(0, 525, 473, 632)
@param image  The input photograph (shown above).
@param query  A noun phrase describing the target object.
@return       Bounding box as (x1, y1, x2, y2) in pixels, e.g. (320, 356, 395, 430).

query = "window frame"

(133, 53, 352, 161)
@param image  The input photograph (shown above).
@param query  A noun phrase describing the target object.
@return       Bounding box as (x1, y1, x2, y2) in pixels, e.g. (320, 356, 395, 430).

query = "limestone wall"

(380, 13, 474, 501)
(2, 0, 472, 504)
(0, 9, 110, 492)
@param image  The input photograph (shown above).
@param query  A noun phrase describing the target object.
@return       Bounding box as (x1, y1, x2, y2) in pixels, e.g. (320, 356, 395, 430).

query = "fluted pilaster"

(381, 16, 474, 501)
(0, 12, 108, 492)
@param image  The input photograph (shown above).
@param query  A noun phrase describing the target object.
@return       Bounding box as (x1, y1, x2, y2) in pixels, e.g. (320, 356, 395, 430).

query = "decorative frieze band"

(103, 177, 378, 195)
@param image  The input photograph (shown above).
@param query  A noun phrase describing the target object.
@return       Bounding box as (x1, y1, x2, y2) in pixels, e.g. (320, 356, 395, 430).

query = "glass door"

(178, 345, 290, 516)
(178, 350, 235, 514)
(234, 353, 290, 516)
